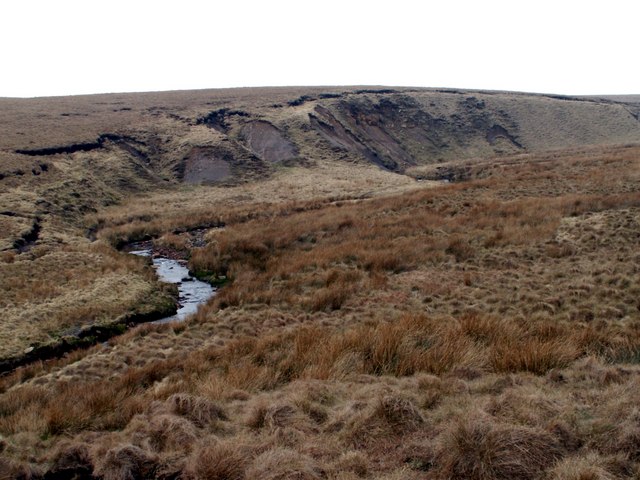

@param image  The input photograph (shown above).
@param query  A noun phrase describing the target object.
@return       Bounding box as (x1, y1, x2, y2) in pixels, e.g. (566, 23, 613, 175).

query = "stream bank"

(0, 242, 215, 375)
(0, 290, 177, 375)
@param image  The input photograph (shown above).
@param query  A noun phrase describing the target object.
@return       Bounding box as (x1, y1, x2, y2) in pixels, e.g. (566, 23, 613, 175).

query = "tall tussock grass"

(183, 441, 246, 480)
(435, 414, 566, 480)
(230, 313, 640, 382)
(186, 147, 640, 320)
(5, 313, 638, 459)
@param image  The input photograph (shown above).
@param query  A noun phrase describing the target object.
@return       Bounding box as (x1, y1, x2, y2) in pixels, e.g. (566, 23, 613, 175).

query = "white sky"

(1, 0, 638, 98)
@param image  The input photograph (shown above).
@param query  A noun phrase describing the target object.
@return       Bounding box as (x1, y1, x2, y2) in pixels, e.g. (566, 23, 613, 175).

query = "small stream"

(130, 248, 215, 324)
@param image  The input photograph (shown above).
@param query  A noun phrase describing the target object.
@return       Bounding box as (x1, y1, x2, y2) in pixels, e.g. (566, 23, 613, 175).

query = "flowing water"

(130, 248, 215, 323)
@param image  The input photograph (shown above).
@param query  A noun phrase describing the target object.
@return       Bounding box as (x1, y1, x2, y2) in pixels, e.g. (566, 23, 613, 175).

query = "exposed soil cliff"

(240, 120, 298, 164)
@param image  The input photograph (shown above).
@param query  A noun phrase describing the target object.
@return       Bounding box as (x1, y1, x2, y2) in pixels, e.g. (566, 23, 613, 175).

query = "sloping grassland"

(1, 142, 639, 478)
(0, 87, 639, 478)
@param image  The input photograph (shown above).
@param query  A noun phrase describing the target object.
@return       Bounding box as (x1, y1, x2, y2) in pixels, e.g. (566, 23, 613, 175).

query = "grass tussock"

(549, 453, 631, 480)
(93, 444, 158, 480)
(246, 447, 324, 480)
(45, 441, 94, 480)
(126, 413, 198, 453)
(166, 393, 227, 427)
(344, 394, 425, 448)
(434, 415, 565, 480)
(183, 441, 246, 480)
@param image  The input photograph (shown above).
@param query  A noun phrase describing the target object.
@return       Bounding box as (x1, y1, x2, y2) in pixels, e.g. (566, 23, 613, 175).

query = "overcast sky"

(2, 0, 638, 98)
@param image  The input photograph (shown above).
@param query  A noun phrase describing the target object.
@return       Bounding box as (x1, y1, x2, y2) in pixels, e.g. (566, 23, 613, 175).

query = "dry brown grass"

(93, 444, 158, 480)
(0, 143, 639, 477)
(1, 86, 637, 375)
(4, 355, 640, 478)
(0, 241, 176, 361)
(435, 415, 565, 479)
(90, 159, 422, 248)
(184, 145, 640, 325)
(183, 441, 246, 480)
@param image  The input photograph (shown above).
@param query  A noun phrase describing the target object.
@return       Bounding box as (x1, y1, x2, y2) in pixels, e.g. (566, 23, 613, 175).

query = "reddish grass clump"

(345, 394, 425, 448)
(435, 416, 565, 480)
(245, 447, 324, 480)
(183, 441, 246, 480)
(166, 393, 227, 427)
(45, 441, 94, 480)
(126, 413, 198, 453)
(93, 444, 157, 480)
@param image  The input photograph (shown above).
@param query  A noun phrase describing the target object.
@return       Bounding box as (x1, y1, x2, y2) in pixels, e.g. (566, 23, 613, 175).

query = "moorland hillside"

(1, 87, 639, 479)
